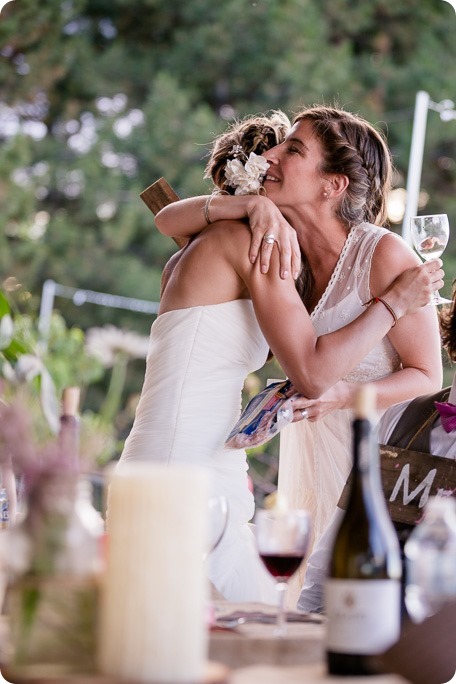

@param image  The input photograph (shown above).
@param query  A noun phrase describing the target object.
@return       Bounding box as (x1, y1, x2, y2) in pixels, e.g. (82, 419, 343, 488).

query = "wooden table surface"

(0, 601, 411, 684)
(209, 601, 409, 683)
(230, 663, 409, 684)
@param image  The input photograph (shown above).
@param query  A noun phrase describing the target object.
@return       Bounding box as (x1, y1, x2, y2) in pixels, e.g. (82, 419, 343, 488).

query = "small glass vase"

(3, 476, 104, 680)
(5, 574, 99, 678)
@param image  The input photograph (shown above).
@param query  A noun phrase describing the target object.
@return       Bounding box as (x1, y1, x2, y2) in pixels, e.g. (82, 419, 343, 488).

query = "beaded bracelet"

(363, 296, 398, 328)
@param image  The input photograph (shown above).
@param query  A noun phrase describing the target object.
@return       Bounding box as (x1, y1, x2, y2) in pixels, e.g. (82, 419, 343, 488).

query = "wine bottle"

(0, 486, 8, 529)
(59, 386, 81, 471)
(325, 384, 402, 676)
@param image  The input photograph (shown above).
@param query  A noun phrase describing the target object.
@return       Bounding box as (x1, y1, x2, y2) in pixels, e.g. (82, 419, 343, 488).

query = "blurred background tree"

(1, 0, 455, 493)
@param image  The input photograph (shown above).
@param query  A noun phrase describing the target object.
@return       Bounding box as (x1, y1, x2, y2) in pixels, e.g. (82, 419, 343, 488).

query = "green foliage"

(42, 314, 104, 392)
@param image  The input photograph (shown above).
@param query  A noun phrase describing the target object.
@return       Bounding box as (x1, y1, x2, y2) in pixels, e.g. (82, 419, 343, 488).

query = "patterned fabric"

(225, 379, 296, 448)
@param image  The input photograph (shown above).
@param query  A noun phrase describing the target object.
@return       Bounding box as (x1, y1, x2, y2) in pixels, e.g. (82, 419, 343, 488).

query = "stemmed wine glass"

(410, 214, 451, 305)
(254, 508, 311, 637)
(204, 495, 229, 559)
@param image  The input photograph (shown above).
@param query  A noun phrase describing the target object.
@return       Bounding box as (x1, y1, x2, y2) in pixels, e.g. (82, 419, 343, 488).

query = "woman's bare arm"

(290, 310, 442, 419)
(285, 233, 443, 416)
(367, 232, 443, 401)
(155, 194, 250, 237)
(237, 239, 443, 399)
(155, 194, 301, 279)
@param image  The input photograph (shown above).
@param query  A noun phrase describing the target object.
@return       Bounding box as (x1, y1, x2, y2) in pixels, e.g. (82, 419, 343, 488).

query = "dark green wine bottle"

(325, 384, 402, 676)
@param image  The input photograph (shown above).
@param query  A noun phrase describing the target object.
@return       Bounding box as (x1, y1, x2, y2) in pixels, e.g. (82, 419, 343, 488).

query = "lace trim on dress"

(343, 346, 401, 383)
(362, 227, 388, 304)
(311, 224, 358, 322)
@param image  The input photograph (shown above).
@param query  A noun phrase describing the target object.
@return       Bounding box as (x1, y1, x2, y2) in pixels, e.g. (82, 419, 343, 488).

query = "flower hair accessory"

(230, 144, 244, 159)
(224, 150, 270, 196)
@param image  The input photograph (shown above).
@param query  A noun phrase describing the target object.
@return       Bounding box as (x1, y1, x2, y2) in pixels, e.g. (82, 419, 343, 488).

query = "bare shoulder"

(371, 229, 421, 289)
(203, 219, 251, 245)
(198, 219, 252, 265)
(374, 230, 419, 264)
(159, 219, 250, 309)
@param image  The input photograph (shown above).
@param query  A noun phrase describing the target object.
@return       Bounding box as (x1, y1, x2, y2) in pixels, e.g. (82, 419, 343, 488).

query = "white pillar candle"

(98, 462, 208, 683)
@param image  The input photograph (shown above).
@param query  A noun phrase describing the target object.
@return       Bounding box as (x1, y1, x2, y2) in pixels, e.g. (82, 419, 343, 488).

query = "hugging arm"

(241, 243, 443, 399)
(288, 235, 444, 419)
(155, 193, 301, 279)
(364, 234, 443, 404)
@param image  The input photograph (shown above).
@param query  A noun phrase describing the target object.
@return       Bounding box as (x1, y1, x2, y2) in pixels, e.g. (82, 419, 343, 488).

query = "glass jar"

(404, 496, 456, 623)
(4, 476, 104, 678)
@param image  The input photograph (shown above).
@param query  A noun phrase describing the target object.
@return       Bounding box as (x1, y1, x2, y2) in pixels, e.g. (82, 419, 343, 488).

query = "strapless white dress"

(118, 299, 277, 603)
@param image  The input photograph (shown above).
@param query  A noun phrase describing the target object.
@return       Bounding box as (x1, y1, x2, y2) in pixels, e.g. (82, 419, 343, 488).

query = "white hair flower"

(224, 152, 269, 196)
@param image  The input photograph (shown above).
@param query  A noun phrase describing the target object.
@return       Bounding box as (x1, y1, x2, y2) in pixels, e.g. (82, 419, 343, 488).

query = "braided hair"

(293, 106, 393, 228)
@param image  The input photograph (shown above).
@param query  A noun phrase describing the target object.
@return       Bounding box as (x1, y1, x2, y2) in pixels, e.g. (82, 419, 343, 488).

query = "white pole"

(38, 278, 56, 342)
(402, 91, 430, 244)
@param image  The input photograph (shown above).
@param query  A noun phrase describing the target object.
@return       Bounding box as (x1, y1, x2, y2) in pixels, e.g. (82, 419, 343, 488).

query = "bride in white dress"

(120, 108, 443, 603)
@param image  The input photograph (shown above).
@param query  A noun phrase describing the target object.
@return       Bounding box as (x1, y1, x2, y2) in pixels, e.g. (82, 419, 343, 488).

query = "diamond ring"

(263, 234, 275, 244)
(301, 409, 309, 419)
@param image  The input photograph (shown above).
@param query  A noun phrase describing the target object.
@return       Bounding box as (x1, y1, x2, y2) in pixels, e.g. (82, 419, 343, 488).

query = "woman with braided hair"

(122, 107, 443, 603)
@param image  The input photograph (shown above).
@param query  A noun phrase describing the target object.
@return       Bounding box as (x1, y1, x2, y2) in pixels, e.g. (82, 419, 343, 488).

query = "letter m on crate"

(379, 446, 456, 526)
(338, 448, 456, 526)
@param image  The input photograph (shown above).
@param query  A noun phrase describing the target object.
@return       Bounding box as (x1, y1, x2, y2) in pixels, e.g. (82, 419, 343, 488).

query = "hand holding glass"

(254, 508, 310, 637)
(410, 214, 450, 305)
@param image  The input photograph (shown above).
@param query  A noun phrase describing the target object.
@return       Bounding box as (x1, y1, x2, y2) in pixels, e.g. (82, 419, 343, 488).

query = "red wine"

(260, 553, 304, 579)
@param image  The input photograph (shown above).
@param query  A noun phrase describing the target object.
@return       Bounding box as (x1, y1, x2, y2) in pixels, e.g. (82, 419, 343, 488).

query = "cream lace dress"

(277, 223, 401, 605)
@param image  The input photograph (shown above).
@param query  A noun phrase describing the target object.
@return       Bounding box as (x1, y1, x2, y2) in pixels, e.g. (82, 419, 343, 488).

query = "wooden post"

(140, 177, 187, 248)
(140, 177, 180, 215)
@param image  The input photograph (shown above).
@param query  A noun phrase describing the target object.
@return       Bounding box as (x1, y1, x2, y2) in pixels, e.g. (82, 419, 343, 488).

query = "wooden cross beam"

(140, 178, 187, 249)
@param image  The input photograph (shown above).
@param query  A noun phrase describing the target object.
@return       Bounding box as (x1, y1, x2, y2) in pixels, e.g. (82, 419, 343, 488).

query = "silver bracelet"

(203, 195, 215, 225)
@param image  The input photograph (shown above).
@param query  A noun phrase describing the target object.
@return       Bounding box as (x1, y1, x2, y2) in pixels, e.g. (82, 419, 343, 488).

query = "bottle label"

(326, 579, 401, 654)
(0, 491, 8, 528)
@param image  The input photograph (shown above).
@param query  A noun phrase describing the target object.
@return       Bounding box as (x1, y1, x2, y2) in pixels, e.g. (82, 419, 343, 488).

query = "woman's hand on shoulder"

(245, 195, 301, 280)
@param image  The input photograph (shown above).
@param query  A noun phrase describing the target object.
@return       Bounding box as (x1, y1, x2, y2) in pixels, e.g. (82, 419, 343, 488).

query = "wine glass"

(254, 508, 311, 637)
(205, 495, 229, 558)
(410, 214, 451, 305)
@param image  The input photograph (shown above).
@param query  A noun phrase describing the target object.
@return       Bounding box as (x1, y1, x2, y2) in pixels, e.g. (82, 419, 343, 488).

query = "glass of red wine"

(254, 508, 311, 637)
